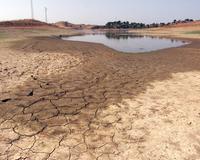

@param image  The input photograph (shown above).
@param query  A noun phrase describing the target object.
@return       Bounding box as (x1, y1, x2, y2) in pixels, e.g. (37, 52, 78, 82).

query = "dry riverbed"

(0, 29, 200, 160)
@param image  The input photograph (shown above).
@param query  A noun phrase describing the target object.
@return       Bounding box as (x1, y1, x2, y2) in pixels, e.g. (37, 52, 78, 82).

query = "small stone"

(27, 90, 34, 96)
(1, 98, 11, 103)
(31, 75, 37, 80)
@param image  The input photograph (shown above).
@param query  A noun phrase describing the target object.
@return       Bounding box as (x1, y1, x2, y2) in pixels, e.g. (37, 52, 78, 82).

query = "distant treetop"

(92, 18, 194, 29)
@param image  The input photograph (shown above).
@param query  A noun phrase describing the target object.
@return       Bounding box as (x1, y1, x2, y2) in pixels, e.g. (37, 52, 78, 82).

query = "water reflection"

(62, 33, 188, 53)
(105, 32, 145, 39)
(103, 33, 180, 43)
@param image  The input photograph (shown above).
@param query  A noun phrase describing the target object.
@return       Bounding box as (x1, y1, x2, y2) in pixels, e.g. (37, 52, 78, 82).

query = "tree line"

(92, 19, 194, 29)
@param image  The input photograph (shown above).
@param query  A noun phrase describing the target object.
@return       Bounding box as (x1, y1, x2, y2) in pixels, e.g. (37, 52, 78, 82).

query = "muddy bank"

(1, 37, 200, 160)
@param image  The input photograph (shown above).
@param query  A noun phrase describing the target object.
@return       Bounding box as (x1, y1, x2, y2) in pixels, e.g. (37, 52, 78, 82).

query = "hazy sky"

(0, 0, 199, 25)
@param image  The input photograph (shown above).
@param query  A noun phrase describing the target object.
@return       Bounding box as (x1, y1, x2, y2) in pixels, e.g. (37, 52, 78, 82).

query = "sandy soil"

(0, 27, 200, 160)
(130, 25, 200, 39)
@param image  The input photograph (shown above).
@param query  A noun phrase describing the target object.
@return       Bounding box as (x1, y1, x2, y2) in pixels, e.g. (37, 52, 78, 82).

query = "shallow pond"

(62, 33, 188, 53)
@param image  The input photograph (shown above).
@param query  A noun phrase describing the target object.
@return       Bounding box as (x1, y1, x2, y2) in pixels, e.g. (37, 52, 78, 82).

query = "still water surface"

(63, 33, 188, 53)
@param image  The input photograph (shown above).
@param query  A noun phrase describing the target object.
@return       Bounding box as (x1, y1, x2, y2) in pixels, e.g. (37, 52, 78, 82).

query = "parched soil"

(1, 37, 200, 160)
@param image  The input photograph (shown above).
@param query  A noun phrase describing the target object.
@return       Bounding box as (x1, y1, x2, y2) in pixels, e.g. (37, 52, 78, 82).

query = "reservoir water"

(62, 33, 188, 53)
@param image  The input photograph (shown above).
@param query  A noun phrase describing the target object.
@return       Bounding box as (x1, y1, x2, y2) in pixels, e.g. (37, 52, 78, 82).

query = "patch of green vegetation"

(185, 30, 200, 35)
(20, 29, 45, 33)
(0, 31, 8, 39)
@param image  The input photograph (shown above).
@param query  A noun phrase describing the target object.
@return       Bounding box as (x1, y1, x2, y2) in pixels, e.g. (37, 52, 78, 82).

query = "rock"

(27, 90, 34, 96)
(1, 98, 11, 103)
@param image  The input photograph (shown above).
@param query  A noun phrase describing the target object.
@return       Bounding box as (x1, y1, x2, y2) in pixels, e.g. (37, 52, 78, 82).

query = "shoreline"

(1, 28, 200, 159)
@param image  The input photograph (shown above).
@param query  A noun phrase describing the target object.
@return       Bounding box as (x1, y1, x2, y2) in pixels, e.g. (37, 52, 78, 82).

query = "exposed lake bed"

(1, 26, 200, 160)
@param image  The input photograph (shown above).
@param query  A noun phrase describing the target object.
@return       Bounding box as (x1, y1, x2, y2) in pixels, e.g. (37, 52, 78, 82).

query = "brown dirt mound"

(165, 20, 200, 28)
(0, 19, 55, 28)
(54, 21, 95, 29)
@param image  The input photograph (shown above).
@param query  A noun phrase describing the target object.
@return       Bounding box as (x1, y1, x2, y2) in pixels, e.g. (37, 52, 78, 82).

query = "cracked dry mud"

(1, 37, 200, 160)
